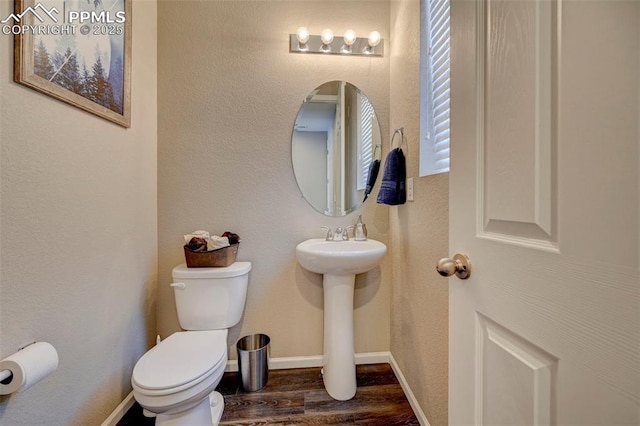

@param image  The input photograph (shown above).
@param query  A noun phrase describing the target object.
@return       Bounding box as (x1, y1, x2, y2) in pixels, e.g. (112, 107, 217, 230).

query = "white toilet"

(131, 261, 251, 426)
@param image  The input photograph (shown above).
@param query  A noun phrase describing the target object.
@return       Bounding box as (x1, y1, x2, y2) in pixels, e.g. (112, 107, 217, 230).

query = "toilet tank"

(171, 262, 251, 330)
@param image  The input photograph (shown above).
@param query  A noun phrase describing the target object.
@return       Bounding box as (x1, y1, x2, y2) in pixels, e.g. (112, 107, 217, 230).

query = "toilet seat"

(132, 330, 227, 396)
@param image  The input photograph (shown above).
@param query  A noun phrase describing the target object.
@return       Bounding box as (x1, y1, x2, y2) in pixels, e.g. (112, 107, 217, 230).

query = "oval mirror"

(292, 81, 382, 217)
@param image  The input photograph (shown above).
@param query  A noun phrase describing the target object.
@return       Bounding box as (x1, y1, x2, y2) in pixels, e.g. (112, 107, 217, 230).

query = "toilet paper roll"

(0, 342, 58, 395)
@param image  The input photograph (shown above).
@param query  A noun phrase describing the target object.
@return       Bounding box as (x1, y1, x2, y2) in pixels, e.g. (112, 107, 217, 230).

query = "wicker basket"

(183, 243, 239, 267)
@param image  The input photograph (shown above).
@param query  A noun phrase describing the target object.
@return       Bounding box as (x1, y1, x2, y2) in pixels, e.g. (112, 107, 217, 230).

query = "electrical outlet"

(407, 177, 414, 201)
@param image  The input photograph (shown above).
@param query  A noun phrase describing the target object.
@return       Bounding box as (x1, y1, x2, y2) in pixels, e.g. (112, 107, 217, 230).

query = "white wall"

(157, 0, 391, 359)
(0, 0, 158, 424)
(389, 0, 449, 424)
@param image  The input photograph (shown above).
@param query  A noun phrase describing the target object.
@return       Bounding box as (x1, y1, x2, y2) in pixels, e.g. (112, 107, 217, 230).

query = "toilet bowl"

(131, 262, 252, 426)
(132, 330, 228, 425)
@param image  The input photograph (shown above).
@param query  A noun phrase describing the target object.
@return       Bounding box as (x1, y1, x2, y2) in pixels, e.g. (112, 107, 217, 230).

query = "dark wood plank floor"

(118, 363, 419, 425)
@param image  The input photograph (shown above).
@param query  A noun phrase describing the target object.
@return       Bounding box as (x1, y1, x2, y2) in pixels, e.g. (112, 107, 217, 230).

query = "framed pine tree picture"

(12, 0, 131, 127)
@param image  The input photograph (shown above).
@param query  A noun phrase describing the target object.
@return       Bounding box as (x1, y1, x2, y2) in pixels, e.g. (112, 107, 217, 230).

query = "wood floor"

(118, 363, 419, 425)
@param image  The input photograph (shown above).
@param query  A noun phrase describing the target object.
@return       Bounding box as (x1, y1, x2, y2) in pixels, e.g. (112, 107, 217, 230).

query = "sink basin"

(295, 238, 387, 275)
(295, 238, 387, 401)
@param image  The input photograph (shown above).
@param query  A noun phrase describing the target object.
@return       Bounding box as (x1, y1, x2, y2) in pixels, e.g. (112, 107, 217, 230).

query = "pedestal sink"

(295, 238, 387, 400)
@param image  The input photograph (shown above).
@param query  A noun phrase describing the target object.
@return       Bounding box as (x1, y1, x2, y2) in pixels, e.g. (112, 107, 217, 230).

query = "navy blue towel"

(376, 148, 406, 205)
(363, 159, 380, 202)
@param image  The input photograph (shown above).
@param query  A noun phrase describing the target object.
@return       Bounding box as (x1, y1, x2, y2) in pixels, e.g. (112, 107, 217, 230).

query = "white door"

(449, 0, 639, 424)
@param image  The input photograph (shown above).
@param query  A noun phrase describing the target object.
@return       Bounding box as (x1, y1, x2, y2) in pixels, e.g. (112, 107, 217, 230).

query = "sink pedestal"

(322, 273, 357, 401)
(295, 238, 387, 401)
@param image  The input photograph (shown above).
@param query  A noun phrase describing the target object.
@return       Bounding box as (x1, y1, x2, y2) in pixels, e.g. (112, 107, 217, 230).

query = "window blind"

(357, 94, 375, 190)
(420, 0, 450, 175)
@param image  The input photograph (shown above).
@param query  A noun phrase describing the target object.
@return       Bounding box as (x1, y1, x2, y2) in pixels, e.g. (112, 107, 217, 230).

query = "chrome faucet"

(334, 227, 349, 241)
(321, 226, 351, 241)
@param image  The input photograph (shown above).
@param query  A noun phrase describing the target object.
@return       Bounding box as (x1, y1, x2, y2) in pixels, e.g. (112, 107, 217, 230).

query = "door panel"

(483, 0, 555, 244)
(450, 0, 639, 424)
(477, 314, 557, 425)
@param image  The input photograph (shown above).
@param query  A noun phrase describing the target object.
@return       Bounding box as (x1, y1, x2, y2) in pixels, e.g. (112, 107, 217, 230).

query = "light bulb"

(367, 31, 381, 47)
(296, 27, 310, 44)
(320, 28, 334, 45)
(343, 29, 356, 46)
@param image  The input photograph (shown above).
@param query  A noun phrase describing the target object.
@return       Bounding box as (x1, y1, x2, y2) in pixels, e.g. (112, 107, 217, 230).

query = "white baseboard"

(224, 355, 318, 372)
(104, 352, 429, 426)
(101, 390, 135, 426)
(225, 351, 391, 372)
(389, 353, 431, 426)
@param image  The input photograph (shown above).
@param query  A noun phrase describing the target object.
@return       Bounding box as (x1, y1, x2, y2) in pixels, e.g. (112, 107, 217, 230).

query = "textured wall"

(0, 1, 158, 424)
(389, 0, 449, 424)
(157, 1, 391, 359)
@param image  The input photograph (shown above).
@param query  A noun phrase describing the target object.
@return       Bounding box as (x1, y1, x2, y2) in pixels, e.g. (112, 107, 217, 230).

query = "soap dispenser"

(354, 215, 368, 241)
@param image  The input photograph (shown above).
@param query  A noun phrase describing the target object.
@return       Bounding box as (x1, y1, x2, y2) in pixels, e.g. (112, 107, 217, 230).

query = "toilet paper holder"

(0, 341, 59, 395)
(0, 342, 36, 383)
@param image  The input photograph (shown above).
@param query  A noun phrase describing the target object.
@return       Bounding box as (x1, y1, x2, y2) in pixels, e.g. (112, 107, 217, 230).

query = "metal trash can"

(236, 334, 270, 391)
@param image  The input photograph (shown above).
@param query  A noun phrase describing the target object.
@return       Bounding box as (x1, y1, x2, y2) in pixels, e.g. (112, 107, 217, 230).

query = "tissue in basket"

(184, 243, 239, 267)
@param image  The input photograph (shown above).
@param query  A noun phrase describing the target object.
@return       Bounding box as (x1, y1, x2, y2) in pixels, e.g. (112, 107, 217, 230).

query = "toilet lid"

(132, 330, 227, 391)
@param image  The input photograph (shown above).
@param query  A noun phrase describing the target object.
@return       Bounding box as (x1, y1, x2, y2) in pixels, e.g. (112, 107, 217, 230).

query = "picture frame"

(12, 0, 131, 127)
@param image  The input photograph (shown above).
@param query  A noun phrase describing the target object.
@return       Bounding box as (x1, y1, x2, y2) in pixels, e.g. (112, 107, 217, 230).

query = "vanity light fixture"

(320, 28, 334, 52)
(289, 28, 383, 57)
(365, 31, 381, 55)
(296, 26, 310, 51)
(341, 29, 356, 53)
